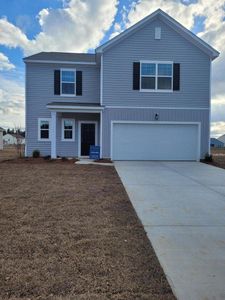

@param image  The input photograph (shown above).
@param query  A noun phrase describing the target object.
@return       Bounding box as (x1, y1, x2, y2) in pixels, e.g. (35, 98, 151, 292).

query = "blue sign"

(89, 145, 100, 159)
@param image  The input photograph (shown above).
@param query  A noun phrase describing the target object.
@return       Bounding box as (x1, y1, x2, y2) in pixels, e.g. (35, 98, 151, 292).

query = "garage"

(111, 122, 200, 161)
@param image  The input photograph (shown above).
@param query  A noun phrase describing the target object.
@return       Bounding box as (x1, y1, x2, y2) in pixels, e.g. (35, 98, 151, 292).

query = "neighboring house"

(218, 134, 225, 145)
(3, 133, 25, 145)
(0, 127, 3, 150)
(24, 9, 219, 161)
(210, 138, 224, 148)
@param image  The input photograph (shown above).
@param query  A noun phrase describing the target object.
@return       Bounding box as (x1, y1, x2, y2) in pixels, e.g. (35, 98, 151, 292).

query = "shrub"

(32, 149, 40, 158)
(43, 155, 51, 160)
(204, 153, 213, 162)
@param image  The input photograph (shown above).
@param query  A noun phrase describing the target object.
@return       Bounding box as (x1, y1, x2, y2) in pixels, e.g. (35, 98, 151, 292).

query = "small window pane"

(158, 64, 172, 76)
(41, 130, 49, 139)
(141, 77, 155, 89)
(158, 77, 172, 90)
(64, 120, 73, 129)
(62, 83, 75, 94)
(40, 121, 49, 130)
(62, 71, 75, 82)
(64, 130, 72, 139)
(141, 63, 156, 76)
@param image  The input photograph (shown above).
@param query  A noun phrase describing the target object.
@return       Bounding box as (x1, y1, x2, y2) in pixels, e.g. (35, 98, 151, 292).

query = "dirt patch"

(0, 161, 175, 300)
(203, 154, 225, 170)
(94, 159, 113, 164)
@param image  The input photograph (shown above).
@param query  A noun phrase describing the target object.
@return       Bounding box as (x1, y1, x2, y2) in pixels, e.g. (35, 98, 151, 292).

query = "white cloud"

(0, 17, 29, 49)
(0, 0, 119, 55)
(211, 122, 225, 138)
(0, 74, 24, 128)
(0, 52, 15, 70)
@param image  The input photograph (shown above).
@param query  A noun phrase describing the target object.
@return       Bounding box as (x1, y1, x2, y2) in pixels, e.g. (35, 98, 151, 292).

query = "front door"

(81, 123, 96, 156)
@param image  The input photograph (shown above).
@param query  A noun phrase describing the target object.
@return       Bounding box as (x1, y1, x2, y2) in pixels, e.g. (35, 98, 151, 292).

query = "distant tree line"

(3, 128, 25, 137)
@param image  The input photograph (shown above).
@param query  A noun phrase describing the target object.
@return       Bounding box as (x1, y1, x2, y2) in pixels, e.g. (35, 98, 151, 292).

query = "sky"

(0, 0, 224, 137)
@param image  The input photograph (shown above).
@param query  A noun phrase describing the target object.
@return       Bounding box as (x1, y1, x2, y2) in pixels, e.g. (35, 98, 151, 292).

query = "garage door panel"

(112, 123, 199, 161)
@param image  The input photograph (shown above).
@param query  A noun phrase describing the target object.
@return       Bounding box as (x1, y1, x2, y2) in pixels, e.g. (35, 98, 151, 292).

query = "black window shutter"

(76, 71, 82, 95)
(54, 70, 60, 95)
(133, 62, 140, 90)
(173, 63, 180, 91)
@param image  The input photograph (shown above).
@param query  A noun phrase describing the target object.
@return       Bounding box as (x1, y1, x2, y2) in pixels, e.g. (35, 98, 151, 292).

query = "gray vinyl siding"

(57, 113, 100, 157)
(102, 18, 210, 108)
(102, 108, 209, 159)
(26, 62, 100, 156)
(26, 112, 100, 157)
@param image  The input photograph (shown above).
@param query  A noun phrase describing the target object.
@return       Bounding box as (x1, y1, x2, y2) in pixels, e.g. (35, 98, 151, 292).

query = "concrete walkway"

(115, 161, 225, 300)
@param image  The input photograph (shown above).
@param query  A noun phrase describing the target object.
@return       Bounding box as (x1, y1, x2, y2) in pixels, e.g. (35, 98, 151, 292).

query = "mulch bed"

(0, 161, 175, 300)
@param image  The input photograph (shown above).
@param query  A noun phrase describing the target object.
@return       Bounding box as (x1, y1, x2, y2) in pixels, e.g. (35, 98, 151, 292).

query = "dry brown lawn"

(0, 145, 24, 162)
(0, 160, 175, 300)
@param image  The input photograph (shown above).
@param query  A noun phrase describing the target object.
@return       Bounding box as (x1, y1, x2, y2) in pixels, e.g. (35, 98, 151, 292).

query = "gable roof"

(210, 137, 224, 144)
(24, 52, 96, 64)
(218, 134, 225, 143)
(96, 9, 219, 60)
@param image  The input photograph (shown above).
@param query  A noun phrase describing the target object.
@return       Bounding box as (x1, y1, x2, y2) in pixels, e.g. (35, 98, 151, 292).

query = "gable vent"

(155, 27, 161, 39)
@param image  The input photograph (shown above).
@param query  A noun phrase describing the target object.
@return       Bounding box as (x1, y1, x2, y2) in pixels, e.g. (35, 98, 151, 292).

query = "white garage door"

(112, 122, 200, 161)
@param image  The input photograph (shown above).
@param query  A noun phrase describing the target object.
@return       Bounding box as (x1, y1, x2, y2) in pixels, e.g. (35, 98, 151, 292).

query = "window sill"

(61, 139, 75, 142)
(60, 94, 76, 97)
(38, 139, 51, 142)
(140, 89, 173, 93)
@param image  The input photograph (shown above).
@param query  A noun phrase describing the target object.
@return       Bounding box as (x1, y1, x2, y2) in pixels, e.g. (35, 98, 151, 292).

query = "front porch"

(47, 102, 103, 159)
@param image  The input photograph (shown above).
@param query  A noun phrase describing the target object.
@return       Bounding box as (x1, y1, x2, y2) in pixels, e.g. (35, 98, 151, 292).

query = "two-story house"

(24, 9, 219, 161)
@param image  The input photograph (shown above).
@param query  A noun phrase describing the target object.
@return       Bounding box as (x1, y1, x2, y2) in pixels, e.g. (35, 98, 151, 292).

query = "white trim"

(110, 120, 201, 161)
(60, 68, 76, 96)
(51, 112, 57, 158)
(140, 61, 173, 92)
(208, 61, 212, 155)
(47, 105, 104, 110)
(25, 64, 27, 156)
(100, 54, 103, 105)
(61, 118, 75, 142)
(105, 106, 209, 110)
(38, 118, 51, 142)
(24, 59, 96, 65)
(49, 109, 102, 114)
(100, 111, 103, 158)
(78, 121, 98, 157)
(96, 9, 219, 59)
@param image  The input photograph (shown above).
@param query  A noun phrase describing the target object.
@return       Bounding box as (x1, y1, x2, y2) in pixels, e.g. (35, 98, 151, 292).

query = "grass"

(0, 159, 175, 300)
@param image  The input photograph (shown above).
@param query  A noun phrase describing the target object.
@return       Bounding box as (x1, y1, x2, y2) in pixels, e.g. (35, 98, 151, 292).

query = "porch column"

(51, 111, 57, 159)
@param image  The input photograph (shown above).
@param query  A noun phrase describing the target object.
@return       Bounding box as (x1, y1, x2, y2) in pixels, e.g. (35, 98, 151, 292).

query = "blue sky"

(0, 0, 224, 136)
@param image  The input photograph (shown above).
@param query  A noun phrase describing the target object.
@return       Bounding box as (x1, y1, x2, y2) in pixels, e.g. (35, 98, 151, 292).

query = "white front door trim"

(78, 121, 98, 157)
(110, 121, 201, 161)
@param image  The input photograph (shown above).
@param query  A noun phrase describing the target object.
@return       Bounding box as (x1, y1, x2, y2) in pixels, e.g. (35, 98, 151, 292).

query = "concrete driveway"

(115, 161, 225, 300)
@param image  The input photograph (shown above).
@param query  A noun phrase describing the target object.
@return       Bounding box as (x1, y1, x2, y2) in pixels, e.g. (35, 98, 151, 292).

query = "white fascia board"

(24, 59, 96, 65)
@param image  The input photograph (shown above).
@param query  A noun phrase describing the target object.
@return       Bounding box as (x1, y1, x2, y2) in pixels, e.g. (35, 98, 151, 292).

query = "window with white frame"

(62, 119, 75, 141)
(38, 118, 51, 141)
(140, 62, 173, 91)
(61, 69, 76, 95)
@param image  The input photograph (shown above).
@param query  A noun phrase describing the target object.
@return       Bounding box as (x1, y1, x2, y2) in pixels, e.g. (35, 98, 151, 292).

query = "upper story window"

(61, 69, 76, 96)
(38, 118, 51, 141)
(140, 61, 173, 91)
